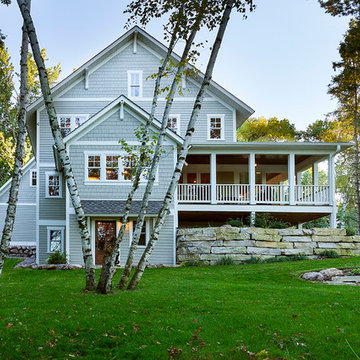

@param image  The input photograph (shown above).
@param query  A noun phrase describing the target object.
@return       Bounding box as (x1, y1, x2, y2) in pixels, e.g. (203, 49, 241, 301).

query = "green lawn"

(1, 258, 360, 359)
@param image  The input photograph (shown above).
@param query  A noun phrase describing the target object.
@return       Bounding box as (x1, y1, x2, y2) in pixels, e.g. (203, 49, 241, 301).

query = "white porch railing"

(295, 185, 329, 204)
(255, 184, 289, 204)
(216, 184, 250, 203)
(177, 184, 211, 203)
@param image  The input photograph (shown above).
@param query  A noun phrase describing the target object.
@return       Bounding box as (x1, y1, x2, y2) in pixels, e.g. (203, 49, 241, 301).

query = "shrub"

(252, 213, 290, 229)
(318, 250, 340, 259)
(226, 217, 245, 227)
(216, 256, 234, 265)
(46, 251, 66, 264)
(303, 216, 329, 229)
(349, 268, 360, 276)
(243, 256, 262, 264)
(263, 255, 307, 263)
(182, 260, 202, 267)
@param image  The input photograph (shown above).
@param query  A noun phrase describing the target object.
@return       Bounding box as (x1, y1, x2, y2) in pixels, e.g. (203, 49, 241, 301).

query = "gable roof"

(25, 26, 254, 154)
(64, 94, 184, 145)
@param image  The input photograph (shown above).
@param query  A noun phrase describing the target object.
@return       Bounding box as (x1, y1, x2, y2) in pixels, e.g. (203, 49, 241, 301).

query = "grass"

(1, 258, 360, 359)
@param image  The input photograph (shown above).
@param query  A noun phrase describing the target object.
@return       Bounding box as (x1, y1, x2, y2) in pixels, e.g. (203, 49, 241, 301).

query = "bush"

(252, 213, 290, 229)
(262, 255, 307, 263)
(303, 216, 329, 229)
(349, 268, 360, 276)
(317, 250, 340, 259)
(46, 251, 66, 264)
(182, 260, 202, 267)
(226, 217, 245, 227)
(216, 256, 234, 265)
(243, 256, 262, 264)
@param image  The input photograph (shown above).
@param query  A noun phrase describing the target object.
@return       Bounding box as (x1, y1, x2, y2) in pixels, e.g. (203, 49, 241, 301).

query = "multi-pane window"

(47, 228, 64, 253)
(123, 156, 135, 180)
(128, 71, 142, 98)
(88, 156, 101, 181)
(46, 173, 62, 198)
(167, 115, 180, 134)
(58, 115, 88, 137)
(133, 221, 147, 246)
(106, 156, 119, 180)
(30, 170, 37, 187)
(209, 116, 223, 140)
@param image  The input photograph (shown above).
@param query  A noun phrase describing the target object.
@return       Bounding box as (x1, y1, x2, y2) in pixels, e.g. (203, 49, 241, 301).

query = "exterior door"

(95, 220, 116, 265)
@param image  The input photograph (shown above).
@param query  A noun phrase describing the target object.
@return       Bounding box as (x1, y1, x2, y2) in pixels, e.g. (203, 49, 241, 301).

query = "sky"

(0, 0, 351, 130)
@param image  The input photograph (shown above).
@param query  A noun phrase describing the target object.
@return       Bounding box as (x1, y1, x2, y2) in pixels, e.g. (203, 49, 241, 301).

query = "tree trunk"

(354, 85, 360, 234)
(17, 0, 96, 290)
(127, 0, 234, 290)
(96, 24, 180, 294)
(117, 11, 204, 290)
(0, 0, 30, 276)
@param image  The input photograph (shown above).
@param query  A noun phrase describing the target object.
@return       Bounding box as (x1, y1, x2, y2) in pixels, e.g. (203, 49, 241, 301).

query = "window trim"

(207, 114, 225, 141)
(57, 114, 89, 137)
(127, 70, 143, 98)
(47, 227, 64, 254)
(30, 169, 37, 187)
(167, 114, 181, 134)
(84, 151, 158, 185)
(45, 171, 62, 198)
(129, 220, 150, 248)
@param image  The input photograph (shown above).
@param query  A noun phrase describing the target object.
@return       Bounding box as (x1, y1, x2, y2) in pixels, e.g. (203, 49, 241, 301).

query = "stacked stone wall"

(8, 246, 36, 258)
(177, 227, 360, 265)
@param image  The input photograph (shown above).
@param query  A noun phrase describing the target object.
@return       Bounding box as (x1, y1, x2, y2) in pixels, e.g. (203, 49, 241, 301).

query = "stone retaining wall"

(177, 226, 360, 265)
(8, 246, 36, 258)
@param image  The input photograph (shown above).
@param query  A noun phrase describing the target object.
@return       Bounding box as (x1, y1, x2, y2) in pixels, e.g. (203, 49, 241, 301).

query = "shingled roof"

(82, 200, 163, 215)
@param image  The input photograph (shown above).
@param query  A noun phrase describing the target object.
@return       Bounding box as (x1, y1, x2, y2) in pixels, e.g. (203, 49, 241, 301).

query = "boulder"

(312, 228, 346, 236)
(254, 241, 293, 249)
(247, 247, 281, 256)
(319, 268, 344, 280)
(301, 272, 324, 281)
(278, 229, 305, 236)
(211, 246, 246, 254)
(282, 236, 311, 242)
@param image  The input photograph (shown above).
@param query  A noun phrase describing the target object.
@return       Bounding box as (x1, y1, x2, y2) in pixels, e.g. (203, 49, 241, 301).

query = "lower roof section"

(82, 200, 162, 215)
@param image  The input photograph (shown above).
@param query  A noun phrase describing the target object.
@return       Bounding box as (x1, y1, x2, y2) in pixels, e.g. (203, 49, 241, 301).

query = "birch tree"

(127, 0, 255, 290)
(0, 0, 30, 276)
(16, 0, 96, 290)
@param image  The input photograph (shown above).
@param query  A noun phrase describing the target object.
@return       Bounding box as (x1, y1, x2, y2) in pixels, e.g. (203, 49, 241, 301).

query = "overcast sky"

(0, 0, 350, 130)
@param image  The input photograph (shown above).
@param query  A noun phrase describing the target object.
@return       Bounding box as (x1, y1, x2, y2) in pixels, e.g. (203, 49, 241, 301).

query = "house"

(0, 26, 351, 265)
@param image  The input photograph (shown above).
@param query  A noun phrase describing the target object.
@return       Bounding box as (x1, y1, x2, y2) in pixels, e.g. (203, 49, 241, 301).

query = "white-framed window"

(30, 169, 37, 187)
(47, 227, 64, 253)
(167, 114, 180, 134)
(128, 71, 143, 98)
(85, 152, 155, 183)
(57, 114, 89, 137)
(207, 115, 225, 140)
(131, 220, 149, 247)
(46, 171, 62, 198)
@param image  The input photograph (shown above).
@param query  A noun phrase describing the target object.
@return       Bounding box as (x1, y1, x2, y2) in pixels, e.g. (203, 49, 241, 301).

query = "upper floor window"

(30, 170, 37, 187)
(128, 71, 142, 98)
(46, 172, 62, 198)
(58, 115, 88, 137)
(167, 115, 180, 134)
(208, 115, 224, 140)
(88, 156, 101, 181)
(47, 227, 64, 253)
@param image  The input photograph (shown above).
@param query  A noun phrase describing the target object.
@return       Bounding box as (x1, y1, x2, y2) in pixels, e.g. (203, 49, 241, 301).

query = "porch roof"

(82, 200, 162, 215)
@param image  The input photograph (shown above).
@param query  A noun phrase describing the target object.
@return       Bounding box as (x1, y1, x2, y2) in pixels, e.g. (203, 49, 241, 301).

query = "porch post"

(312, 162, 319, 186)
(288, 153, 295, 205)
(329, 153, 337, 228)
(210, 153, 217, 204)
(249, 153, 255, 204)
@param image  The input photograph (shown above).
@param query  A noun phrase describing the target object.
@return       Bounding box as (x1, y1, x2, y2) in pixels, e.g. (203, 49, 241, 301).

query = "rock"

(223, 240, 255, 247)
(336, 243, 359, 249)
(278, 229, 305, 236)
(255, 241, 293, 249)
(293, 242, 316, 249)
(211, 246, 246, 254)
(319, 268, 344, 280)
(312, 228, 346, 236)
(283, 248, 312, 255)
(317, 242, 338, 249)
(247, 247, 281, 256)
(301, 272, 324, 281)
(43, 264, 57, 270)
(215, 227, 243, 241)
(351, 236, 360, 243)
(69, 264, 83, 270)
(282, 236, 311, 242)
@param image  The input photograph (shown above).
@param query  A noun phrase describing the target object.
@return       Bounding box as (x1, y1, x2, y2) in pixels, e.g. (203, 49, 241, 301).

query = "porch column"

(249, 153, 256, 204)
(329, 154, 335, 206)
(210, 153, 217, 204)
(288, 153, 295, 205)
(312, 162, 319, 186)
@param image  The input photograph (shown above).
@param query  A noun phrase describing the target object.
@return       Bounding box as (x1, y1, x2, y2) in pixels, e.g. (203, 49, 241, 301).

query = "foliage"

(46, 251, 66, 264)
(226, 217, 245, 227)
(337, 207, 357, 235)
(243, 256, 262, 264)
(349, 267, 360, 275)
(262, 255, 308, 263)
(237, 116, 298, 142)
(181, 259, 202, 267)
(216, 256, 234, 265)
(300, 167, 328, 186)
(252, 213, 291, 229)
(318, 0, 360, 18)
(318, 250, 340, 258)
(303, 216, 330, 229)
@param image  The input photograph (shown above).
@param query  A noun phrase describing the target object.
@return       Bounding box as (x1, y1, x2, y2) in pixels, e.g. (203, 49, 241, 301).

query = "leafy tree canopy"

(319, 0, 360, 18)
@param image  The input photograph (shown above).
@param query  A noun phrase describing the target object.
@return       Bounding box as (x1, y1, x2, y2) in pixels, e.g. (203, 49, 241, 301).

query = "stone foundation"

(177, 226, 360, 265)
(8, 245, 36, 258)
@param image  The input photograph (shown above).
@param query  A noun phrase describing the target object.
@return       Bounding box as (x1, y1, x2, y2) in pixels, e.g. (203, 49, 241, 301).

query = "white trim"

(47, 227, 65, 253)
(232, 109, 237, 142)
(30, 169, 37, 187)
(57, 97, 219, 102)
(36, 110, 40, 264)
(10, 241, 36, 246)
(66, 172, 70, 263)
(73, 141, 144, 146)
(45, 171, 63, 198)
(127, 70, 143, 99)
(133, 31, 138, 54)
(168, 114, 181, 135)
(207, 114, 225, 141)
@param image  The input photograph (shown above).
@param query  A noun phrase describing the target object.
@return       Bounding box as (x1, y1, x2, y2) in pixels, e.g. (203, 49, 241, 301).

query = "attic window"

(208, 115, 224, 140)
(128, 71, 142, 98)
(167, 115, 180, 134)
(58, 115, 89, 137)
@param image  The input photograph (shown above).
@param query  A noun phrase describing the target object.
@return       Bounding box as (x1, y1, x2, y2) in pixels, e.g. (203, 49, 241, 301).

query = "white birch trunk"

(96, 26, 180, 294)
(117, 16, 203, 290)
(0, 0, 29, 276)
(128, 0, 234, 290)
(17, 0, 96, 290)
